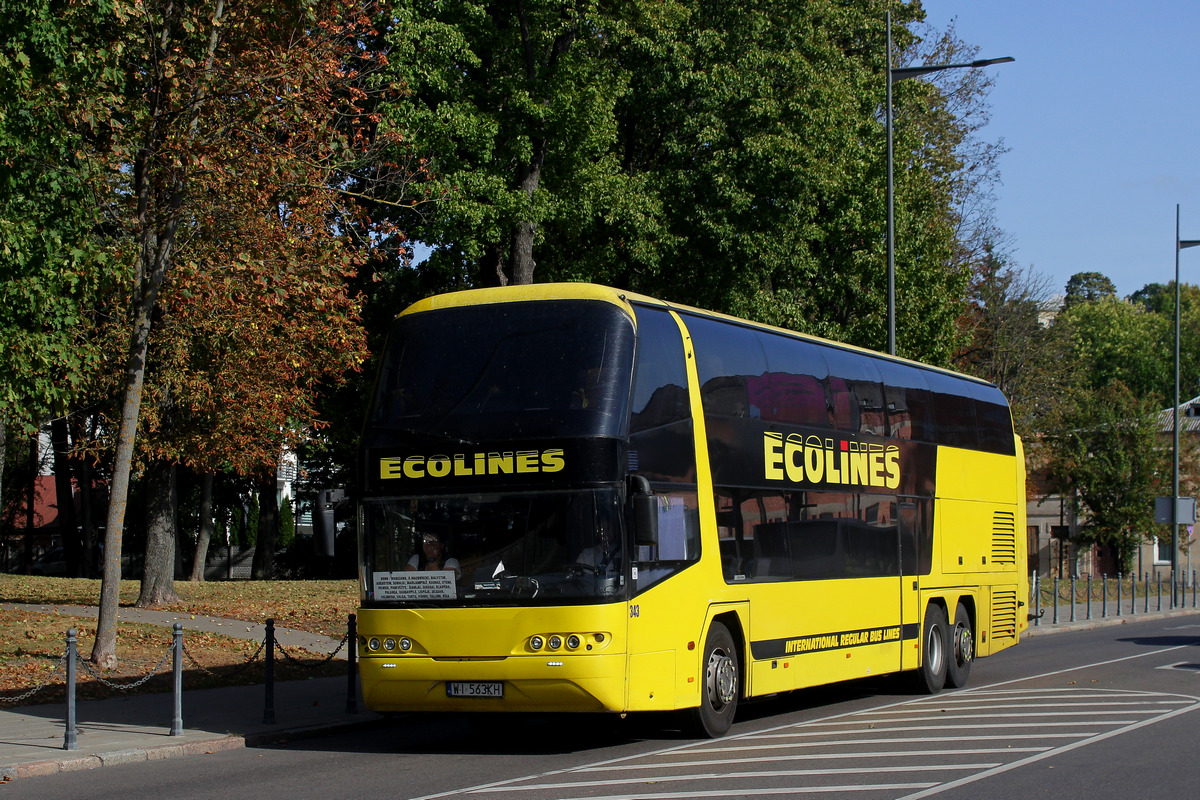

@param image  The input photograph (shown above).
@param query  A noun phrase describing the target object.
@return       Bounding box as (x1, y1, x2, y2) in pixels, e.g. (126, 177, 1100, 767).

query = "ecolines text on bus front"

(762, 432, 900, 490)
(380, 448, 566, 480)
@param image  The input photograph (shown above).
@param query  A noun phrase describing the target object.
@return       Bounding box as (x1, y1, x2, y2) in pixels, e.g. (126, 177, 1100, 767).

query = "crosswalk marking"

(411, 688, 1200, 800)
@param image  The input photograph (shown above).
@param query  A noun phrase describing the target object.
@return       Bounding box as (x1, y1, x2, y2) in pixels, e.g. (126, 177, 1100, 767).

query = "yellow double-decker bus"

(356, 283, 1027, 737)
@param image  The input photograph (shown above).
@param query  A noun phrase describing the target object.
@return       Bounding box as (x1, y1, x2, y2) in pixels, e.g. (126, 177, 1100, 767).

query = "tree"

(50, 0, 394, 665)
(377, 1, 1005, 365)
(1055, 296, 1166, 399)
(1042, 381, 1170, 574)
(1063, 271, 1117, 308)
(0, 0, 120, 436)
(377, 0, 633, 288)
(955, 249, 1075, 437)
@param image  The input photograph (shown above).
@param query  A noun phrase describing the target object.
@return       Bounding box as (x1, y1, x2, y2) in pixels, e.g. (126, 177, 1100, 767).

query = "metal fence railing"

(0, 615, 359, 751)
(1030, 571, 1199, 627)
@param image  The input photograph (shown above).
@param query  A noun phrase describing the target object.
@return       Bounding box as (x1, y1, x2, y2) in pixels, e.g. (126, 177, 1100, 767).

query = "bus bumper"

(359, 654, 628, 713)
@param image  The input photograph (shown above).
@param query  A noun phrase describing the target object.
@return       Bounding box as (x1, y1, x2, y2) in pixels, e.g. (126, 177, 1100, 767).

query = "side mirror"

(627, 476, 658, 547)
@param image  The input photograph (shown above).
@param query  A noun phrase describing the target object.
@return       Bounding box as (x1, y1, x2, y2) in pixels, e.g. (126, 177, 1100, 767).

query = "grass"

(0, 575, 358, 707)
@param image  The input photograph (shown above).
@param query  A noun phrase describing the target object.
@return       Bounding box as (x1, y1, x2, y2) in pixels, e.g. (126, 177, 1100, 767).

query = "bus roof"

(397, 282, 998, 390)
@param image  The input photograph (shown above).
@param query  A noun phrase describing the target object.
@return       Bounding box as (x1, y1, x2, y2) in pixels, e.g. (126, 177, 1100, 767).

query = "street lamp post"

(885, 11, 1013, 356)
(1172, 204, 1200, 606)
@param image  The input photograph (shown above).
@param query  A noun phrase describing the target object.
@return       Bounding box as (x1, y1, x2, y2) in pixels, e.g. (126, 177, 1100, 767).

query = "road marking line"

(481, 763, 1001, 793)
(892, 699, 1200, 800)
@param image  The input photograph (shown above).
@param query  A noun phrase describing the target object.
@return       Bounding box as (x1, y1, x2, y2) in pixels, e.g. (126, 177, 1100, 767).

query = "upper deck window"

(368, 301, 635, 443)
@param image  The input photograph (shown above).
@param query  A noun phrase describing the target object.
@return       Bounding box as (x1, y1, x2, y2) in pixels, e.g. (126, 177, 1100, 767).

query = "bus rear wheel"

(685, 621, 739, 738)
(946, 603, 973, 689)
(913, 604, 948, 694)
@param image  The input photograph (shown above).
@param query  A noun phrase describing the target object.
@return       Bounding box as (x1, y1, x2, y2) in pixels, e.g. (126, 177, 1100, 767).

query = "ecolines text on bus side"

(762, 432, 900, 490)
(380, 448, 566, 480)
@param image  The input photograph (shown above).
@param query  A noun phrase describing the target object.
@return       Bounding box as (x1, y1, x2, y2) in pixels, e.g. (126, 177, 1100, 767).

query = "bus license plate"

(446, 681, 504, 698)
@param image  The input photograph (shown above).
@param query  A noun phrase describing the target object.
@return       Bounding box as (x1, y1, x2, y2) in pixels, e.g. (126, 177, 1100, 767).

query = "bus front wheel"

(914, 604, 948, 694)
(685, 621, 739, 738)
(946, 603, 973, 689)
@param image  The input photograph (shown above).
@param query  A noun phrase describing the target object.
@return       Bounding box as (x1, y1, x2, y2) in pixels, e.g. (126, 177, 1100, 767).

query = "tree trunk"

(71, 417, 99, 577)
(508, 142, 545, 286)
(49, 418, 82, 577)
(25, 435, 36, 575)
(0, 419, 6, 545)
(189, 473, 214, 581)
(251, 474, 278, 579)
(93, 287, 164, 667)
(137, 460, 180, 606)
(252, 477, 278, 579)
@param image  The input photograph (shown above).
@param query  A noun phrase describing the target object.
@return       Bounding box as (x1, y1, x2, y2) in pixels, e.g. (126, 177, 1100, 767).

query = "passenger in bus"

(405, 532, 461, 579)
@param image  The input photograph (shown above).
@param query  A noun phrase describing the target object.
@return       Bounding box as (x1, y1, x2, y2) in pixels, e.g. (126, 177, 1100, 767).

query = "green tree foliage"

(0, 0, 122, 431)
(376, 0, 998, 364)
(1063, 271, 1117, 308)
(1042, 382, 1168, 574)
(1055, 296, 1166, 399)
(1125, 281, 1200, 403)
(277, 495, 295, 550)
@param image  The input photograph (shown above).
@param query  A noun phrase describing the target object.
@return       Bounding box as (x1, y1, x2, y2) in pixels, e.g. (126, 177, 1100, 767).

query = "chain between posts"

(75, 646, 174, 691)
(275, 631, 348, 669)
(182, 637, 266, 678)
(0, 652, 68, 704)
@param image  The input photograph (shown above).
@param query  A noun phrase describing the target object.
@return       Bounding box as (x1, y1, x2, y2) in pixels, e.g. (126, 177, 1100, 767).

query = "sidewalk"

(0, 604, 381, 781)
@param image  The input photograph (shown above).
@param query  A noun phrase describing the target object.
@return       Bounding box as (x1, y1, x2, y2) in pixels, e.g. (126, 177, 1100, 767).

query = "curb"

(1024, 607, 1200, 637)
(2, 735, 245, 781)
(0, 715, 386, 782)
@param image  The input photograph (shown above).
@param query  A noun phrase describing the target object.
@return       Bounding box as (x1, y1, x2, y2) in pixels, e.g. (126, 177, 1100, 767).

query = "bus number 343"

(630, 605, 640, 618)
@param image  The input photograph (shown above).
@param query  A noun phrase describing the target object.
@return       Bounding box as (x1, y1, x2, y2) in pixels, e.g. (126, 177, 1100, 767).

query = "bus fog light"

(548, 635, 562, 650)
(530, 636, 544, 650)
(367, 637, 381, 651)
(566, 635, 581, 649)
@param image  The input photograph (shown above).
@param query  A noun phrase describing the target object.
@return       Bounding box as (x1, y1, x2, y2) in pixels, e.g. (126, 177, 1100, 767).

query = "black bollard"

(171, 623, 183, 736)
(263, 619, 276, 725)
(64, 629, 77, 751)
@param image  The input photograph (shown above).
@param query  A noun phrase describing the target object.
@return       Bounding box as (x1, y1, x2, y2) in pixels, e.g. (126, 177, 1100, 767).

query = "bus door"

(898, 498, 927, 672)
(624, 488, 704, 712)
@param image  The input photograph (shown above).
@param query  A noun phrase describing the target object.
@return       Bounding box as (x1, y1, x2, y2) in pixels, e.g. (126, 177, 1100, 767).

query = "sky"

(918, 0, 1200, 300)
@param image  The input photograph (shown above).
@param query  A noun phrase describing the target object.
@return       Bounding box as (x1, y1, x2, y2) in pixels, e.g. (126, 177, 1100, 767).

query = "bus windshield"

(360, 488, 627, 606)
(367, 301, 634, 445)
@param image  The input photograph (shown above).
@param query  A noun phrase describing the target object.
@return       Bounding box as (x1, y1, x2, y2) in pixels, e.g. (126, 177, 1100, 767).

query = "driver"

(405, 531, 461, 579)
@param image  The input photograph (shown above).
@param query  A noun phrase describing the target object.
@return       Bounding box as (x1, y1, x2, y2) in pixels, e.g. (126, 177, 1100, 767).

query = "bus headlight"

(399, 637, 412, 652)
(548, 635, 563, 650)
(566, 635, 581, 650)
(367, 637, 381, 651)
(530, 636, 544, 650)
(383, 637, 397, 651)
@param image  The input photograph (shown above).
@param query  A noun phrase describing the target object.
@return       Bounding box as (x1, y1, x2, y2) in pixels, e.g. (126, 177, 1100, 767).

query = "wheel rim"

(706, 647, 737, 709)
(953, 622, 973, 667)
(926, 622, 945, 675)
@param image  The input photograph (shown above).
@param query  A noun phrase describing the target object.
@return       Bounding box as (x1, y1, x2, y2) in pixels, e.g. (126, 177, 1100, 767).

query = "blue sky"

(918, 0, 1200, 300)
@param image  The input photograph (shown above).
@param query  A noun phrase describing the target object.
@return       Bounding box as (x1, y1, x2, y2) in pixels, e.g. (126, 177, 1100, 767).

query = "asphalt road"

(6, 613, 1200, 800)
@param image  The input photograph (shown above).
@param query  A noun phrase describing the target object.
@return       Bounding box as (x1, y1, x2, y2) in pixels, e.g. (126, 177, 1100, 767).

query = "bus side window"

(757, 332, 834, 429)
(633, 491, 700, 592)
(823, 348, 884, 435)
(687, 315, 768, 419)
(877, 361, 934, 441)
(630, 306, 696, 483)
